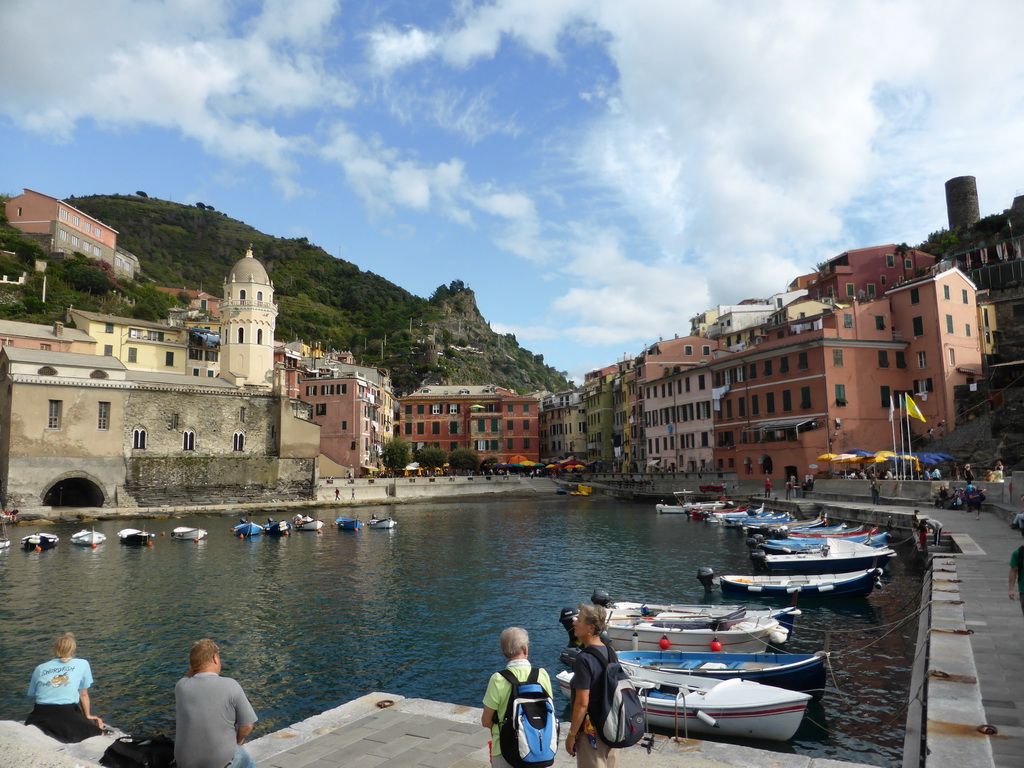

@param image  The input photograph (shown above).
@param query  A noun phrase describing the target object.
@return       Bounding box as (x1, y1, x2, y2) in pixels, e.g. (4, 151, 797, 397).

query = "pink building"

(806, 245, 936, 303)
(300, 370, 389, 474)
(710, 267, 981, 482)
(5, 189, 138, 278)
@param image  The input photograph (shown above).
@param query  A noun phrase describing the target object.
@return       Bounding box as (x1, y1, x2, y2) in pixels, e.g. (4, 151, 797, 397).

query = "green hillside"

(0, 193, 571, 394)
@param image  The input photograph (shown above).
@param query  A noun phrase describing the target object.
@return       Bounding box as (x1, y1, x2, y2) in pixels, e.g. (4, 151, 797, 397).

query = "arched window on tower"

(257, 329, 263, 345)
(257, 291, 263, 302)
(239, 289, 247, 301)
(182, 429, 195, 451)
(238, 327, 244, 344)
(233, 432, 245, 452)
(133, 428, 147, 450)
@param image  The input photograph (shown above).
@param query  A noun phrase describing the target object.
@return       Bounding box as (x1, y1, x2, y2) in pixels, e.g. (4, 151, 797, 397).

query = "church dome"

(226, 247, 272, 285)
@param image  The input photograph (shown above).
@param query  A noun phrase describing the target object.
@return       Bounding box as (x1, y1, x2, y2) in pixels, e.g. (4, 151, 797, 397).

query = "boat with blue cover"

(718, 568, 885, 598)
(21, 532, 59, 551)
(614, 649, 828, 698)
(752, 539, 896, 574)
(262, 518, 292, 536)
(758, 531, 890, 554)
(232, 518, 262, 537)
(335, 516, 363, 531)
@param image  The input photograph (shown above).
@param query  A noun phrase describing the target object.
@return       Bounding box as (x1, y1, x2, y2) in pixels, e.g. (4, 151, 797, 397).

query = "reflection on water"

(0, 498, 920, 766)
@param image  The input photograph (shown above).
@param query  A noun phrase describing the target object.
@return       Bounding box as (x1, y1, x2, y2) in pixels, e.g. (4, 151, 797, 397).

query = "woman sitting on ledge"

(25, 632, 105, 743)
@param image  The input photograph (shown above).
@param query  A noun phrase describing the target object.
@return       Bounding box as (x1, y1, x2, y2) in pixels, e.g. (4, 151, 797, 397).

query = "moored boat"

(555, 670, 811, 742)
(718, 568, 885, 599)
(605, 613, 788, 654)
(171, 526, 208, 541)
(118, 528, 155, 546)
(757, 531, 889, 554)
(292, 514, 324, 532)
(262, 518, 292, 536)
(615, 649, 827, 699)
(70, 529, 107, 547)
(367, 515, 396, 529)
(752, 538, 896, 574)
(335, 516, 363, 531)
(22, 532, 59, 551)
(232, 518, 262, 537)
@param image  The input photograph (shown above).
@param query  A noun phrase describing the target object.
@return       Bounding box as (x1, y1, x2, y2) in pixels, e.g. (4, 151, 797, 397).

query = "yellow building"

(68, 308, 187, 374)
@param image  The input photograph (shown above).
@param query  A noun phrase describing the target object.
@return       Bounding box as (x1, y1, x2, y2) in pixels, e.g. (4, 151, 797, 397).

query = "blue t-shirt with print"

(28, 658, 93, 705)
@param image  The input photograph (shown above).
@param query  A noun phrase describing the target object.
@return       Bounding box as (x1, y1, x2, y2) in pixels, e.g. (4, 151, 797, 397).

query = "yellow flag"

(904, 394, 927, 423)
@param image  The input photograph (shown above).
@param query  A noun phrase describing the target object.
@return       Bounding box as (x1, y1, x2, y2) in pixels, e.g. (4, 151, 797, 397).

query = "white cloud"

(366, 25, 441, 75)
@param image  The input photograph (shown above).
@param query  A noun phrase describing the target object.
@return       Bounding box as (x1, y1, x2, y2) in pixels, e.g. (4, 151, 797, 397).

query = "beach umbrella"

(847, 449, 876, 457)
(817, 453, 840, 461)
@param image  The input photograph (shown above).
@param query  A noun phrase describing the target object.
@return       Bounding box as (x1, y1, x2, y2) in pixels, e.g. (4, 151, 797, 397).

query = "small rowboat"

(71, 529, 106, 547)
(555, 670, 811, 742)
(118, 528, 155, 546)
(171, 526, 208, 541)
(336, 517, 362, 531)
(292, 514, 324, 532)
(367, 516, 396, 529)
(232, 519, 262, 537)
(719, 568, 885, 599)
(751, 539, 896, 574)
(22, 532, 59, 551)
(615, 650, 828, 698)
(262, 518, 292, 536)
(757, 531, 889, 554)
(787, 525, 876, 539)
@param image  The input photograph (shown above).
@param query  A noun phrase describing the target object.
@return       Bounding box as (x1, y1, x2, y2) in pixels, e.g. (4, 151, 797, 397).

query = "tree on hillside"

(415, 445, 447, 470)
(381, 438, 411, 471)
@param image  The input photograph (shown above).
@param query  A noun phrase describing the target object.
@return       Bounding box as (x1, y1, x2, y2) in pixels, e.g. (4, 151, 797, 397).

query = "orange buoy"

(35, 545, 42, 552)
(91, 543, 97, 550)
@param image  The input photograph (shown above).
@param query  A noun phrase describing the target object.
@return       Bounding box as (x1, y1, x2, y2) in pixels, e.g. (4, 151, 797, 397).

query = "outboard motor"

(745, 534, 764, 549)
(591, 589, 611, 607)
(559, 606, 578, 639)
(696, 566, 716, 594)
(750, 550, 768, 571)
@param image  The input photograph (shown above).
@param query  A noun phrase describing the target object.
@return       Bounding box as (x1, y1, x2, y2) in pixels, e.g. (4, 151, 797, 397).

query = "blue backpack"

(497, 668, 557, 768)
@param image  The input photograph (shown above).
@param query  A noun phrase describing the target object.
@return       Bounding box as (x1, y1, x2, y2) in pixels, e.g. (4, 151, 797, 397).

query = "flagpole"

(889, 395, 898, 481)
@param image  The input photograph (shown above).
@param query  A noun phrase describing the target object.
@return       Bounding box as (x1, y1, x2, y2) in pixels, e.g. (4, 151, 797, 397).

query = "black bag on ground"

(99, 733, 175, 768)
(581, 645, 647, 748)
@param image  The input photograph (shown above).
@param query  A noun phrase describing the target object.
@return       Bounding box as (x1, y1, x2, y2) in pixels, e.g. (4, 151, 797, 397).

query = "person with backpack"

(1010, 544, 1024, 616)
(565, 603, 645, 766)
(481, 627, 555, 768)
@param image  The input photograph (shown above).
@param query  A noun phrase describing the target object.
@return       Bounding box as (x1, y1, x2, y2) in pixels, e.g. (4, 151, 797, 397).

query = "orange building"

(399, 385, 539, 464)
(710, 267, 980, 481)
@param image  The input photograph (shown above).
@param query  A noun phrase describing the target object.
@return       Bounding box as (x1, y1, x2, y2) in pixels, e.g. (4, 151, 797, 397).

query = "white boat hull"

(606, 619, 785, 654)
(71, 530, 106, 546)
(292, 517, 324, 532)
(171, 527, 208, 540)
(556, 672, 809, 742)
(367, 518, 396, 529)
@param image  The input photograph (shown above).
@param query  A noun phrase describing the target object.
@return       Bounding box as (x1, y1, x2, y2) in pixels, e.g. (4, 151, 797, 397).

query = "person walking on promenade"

(481, 627, 552, 768)
(870, 477, 881, 505)
(764, 478, 772, 498)
(334, 487, 340, 501)
(175, 639, 258, 768)
(566, 603, 618, 768)
(785, 478, 793, 500)
(25, 632, 105, 743)
(1010, 545, 1024, 616)
(963, 464, 975, 484)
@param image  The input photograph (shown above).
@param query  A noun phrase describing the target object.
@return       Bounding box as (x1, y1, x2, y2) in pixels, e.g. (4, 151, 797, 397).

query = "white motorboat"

(606, 614, 788, 654)
(71, 529, 107, 547)
(118, 528, 155, 546)
(171, 526, 208, 541)
(555, 671, 811, 742)
(367, 516, 396, 529)
(292, 514, 324, 532)
(22, 532, 59, 551)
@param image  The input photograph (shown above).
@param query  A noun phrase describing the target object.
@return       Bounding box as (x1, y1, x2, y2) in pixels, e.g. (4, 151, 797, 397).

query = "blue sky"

(2, 0, 1023, 382)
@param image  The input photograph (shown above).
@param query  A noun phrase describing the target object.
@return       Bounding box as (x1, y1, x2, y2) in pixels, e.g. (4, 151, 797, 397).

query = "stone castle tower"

(220, 247, 278, 387)
(945, 176, 981, 231)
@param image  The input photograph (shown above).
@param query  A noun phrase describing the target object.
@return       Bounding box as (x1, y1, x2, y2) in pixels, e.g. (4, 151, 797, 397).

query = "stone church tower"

(220, 247, 278, 387)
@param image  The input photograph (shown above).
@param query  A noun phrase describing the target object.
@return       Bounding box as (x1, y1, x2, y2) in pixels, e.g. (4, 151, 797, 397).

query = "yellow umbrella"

(875, 451, 897, 458)
(817, 453, 840, 461)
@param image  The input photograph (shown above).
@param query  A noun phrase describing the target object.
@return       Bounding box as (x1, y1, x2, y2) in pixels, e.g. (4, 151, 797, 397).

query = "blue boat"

(614, 649, 828, 699)
(752, 539, 896, 574)
(335, 516, 363, 531)
(262, 518, 292, 536)
(719, 568, 885, 599)
(232, 518, 262, 537)
(759, 531, 890, 554)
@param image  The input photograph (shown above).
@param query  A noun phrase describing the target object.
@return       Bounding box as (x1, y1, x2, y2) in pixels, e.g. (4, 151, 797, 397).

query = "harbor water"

(0, 497, 922, 766)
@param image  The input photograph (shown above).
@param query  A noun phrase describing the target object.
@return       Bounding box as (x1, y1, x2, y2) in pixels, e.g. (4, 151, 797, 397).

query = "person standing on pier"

(481, 627, 553, 768)
(175, 639, 258, 768)
(764, 478, 772, 498)
(565, 604, 619, 768)
(1010, 545, 1024, 616)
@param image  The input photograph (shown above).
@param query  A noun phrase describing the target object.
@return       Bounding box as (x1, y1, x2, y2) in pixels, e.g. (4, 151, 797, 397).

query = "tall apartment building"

(399, 385, 539, 464)
(5, 189, 139, 278)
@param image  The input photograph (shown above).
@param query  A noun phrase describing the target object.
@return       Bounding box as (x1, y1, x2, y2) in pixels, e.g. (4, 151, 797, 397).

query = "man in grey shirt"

(175, 639, 257, 768)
